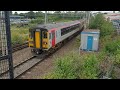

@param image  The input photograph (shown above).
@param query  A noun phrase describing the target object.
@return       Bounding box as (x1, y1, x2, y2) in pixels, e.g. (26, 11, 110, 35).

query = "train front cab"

(29, 28, 49, 54)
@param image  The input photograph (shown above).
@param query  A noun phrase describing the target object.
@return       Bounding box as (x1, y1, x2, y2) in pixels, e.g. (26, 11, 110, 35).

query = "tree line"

(11, 11, 88, 19)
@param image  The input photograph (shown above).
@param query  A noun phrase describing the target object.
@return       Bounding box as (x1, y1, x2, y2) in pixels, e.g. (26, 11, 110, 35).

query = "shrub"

(43, 52, 101, 79)
(113, 49, 120, 65)
(53, 52, 82, 79)
(11, 33, 24, 45)
(89, 14, 105, 29)
(30, 18, 44, 24)
(43, 52, 82, 79)
(89, 13, 114, 37)
(105, 39, 120, 55)
(79, 54, 100, 79)
(100, 21, 114, 37)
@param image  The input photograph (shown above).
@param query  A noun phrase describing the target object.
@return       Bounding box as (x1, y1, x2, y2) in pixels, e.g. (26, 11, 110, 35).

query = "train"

(28, 20, 85, 55)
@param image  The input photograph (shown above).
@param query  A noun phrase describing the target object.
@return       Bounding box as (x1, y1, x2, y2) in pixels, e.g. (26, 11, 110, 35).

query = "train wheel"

(36, 51, 40, 55)
(31, 49, 34, 52)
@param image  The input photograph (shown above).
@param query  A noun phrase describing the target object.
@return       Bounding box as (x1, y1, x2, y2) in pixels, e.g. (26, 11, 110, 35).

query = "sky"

(12, 11, 118, 14)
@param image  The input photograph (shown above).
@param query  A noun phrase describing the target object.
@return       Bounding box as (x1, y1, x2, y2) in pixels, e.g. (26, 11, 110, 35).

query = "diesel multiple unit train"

(28, 20, 85, 54)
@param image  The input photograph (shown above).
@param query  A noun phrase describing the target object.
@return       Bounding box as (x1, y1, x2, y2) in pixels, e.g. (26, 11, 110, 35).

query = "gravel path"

(12, 47, 33, 66)
(18, 35, 80, 79)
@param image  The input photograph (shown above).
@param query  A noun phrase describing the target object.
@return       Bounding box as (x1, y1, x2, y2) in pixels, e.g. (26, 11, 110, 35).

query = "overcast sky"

(12, 11, 118, 14)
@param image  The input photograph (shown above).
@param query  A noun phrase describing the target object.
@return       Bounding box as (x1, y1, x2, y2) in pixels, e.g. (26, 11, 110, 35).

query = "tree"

(19, 13, 25, 16)
(35, 11, 43, 18)
(89, 13, 114, 37)
(26, 11, 35, 19)
(54, 11, 61, 14)
(14, 12, 18, 15)
(89, 13, 105, 29)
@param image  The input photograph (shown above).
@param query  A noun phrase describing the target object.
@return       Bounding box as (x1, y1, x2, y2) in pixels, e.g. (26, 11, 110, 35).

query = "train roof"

(31, 20, 80, 31)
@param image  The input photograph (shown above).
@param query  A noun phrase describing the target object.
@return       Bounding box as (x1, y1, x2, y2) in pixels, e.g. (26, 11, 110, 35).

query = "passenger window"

(43, 31, 47, 38)
(56, 31, 57, 38)
(52, 32, 55, 39)
(49, 33, 51, 39)
(29, 31, 33, 39)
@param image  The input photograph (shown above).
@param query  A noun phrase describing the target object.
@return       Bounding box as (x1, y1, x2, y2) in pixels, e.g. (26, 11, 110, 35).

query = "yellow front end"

(35, 32, 40, 48)
(29, 38, 34, 47)
(28, 32, 34, 47)
(29, 30, 49, 51)
(42, 32, 48, 49)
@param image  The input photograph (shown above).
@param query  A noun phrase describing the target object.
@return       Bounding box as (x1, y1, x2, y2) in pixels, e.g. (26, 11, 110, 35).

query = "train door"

(42, 31, 48, 49)
(35, 31, 40, 48)
(51, 30, 55, 47)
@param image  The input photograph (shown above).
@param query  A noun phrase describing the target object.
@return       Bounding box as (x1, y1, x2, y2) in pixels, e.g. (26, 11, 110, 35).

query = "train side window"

(56, 31, 57, 38)
(61, 28, 64, 36)
(43, 31, 47, 38)
(49, 33, 51, 39)
(52, 32, 55, 39)
(29, 32, 32, 39)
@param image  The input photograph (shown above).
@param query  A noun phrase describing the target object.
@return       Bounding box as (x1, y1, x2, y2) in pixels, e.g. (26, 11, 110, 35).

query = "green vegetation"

(89, 13, 114, 37)
(43, 52, 100, 79)
(105, 39, 120, 55)
(11, 11, 86, 45)
(43, 13, 120, 79)
(11, 25, 29, 45)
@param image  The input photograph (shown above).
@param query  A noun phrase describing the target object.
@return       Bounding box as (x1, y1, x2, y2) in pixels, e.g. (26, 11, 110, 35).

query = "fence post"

(5, 11, 14, 79)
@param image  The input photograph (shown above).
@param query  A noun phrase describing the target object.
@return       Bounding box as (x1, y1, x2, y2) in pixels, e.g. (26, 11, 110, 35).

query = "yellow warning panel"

(35, 32, 40, 48)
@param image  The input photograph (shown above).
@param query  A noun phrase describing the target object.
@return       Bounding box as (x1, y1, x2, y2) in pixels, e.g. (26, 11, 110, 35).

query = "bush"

(114, 49, 120, 65)
(43, 52, 101, 79)
(11, 25, 29, 45)
(89, 14, 105, 29)
(11, 33, 24, 45)
(30, 18, 44, 24)
(89, 13, 114, 37)
(105, 39, 120, 55)
(100, 21, 114, 37)
(43, 52, 82, 79)
(79, 54, 100, 79)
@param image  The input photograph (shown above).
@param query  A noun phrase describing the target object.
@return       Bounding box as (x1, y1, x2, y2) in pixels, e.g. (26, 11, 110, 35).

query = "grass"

(43, 35, 103, 79)
(43, 51, 102, 79)
(43, 33, 120, 79)
(42, 14, 120, 79)
(10, 19, 73, 45)
(11, 24, 30, 45)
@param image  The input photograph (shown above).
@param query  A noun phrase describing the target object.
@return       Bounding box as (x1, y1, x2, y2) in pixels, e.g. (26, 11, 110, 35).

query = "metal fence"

(0, 11, 14, 79)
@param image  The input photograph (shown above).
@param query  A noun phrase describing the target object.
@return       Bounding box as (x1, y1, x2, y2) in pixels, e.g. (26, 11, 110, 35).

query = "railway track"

(12, 42, 28, 52)
(0, 28, 84, 79)
(0, 51, 55, 79)
(0, 56, 36, 79)
(0, 42, 28, 55)
(15, 30, 82, 79)
(15, 44, 61, 79)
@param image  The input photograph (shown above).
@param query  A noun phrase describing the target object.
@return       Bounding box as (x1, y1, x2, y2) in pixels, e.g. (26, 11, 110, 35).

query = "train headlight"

(43, 42, 47, 44)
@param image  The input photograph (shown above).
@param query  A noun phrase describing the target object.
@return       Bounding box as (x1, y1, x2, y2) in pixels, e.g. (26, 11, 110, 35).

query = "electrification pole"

(45, 11, 47, 25)
(88, 11, 90, 27)
(85, 11, 90, 27)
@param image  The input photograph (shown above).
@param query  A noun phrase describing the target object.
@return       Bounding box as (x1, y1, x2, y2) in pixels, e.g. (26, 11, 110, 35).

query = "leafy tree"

(54, 11, 61, 14)
(14, 12, 18, 15)
(19, 13, 25, 16)
(35, 11, 44, 18)
(89, 13, 114, 37)
(26, 11, 35, 19)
